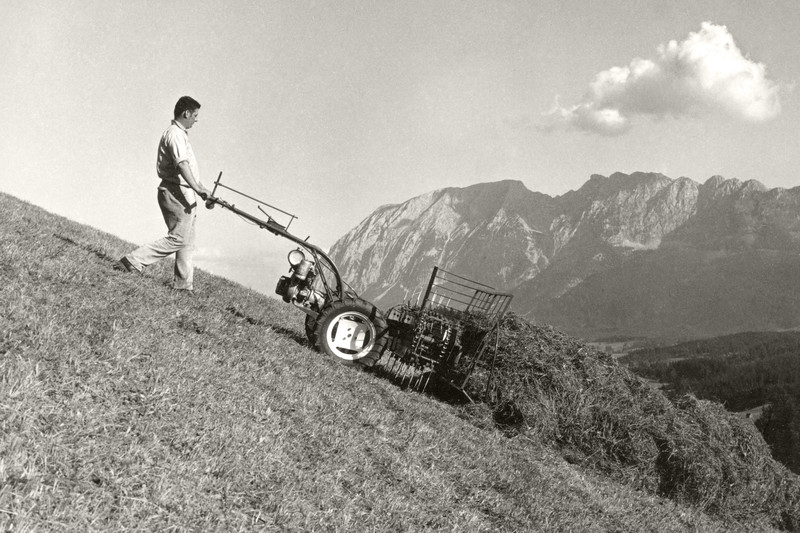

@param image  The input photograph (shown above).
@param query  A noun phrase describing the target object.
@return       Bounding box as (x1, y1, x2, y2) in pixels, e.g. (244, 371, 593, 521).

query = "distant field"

(1, 192, 797, 532)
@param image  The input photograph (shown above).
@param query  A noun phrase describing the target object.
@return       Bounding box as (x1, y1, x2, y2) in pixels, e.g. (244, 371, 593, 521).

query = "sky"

(2, 0, 799, 294)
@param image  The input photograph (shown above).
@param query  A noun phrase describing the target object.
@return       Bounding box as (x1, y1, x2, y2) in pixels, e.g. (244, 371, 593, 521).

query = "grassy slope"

(0, 192, 783, 532)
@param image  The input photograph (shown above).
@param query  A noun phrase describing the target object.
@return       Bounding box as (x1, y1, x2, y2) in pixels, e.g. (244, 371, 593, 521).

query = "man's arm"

(177, 161, 211, 200)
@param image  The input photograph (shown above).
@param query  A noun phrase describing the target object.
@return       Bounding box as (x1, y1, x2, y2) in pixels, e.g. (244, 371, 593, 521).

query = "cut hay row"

(470, 315, 800, 530)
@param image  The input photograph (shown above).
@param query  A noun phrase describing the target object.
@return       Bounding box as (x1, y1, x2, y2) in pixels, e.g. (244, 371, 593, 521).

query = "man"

(118, 96, 211, 293)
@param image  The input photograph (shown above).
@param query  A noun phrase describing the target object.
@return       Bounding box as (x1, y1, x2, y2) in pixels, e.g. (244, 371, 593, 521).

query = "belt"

(159, 178, 191, 189)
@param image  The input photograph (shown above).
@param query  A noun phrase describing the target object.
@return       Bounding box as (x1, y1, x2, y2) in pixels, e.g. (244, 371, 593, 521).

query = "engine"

(275, 249, 326, 314)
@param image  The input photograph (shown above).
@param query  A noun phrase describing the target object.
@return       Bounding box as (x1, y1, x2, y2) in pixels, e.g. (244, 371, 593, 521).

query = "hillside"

(329, 173, 800, 344)
(1, 191, 799, 532)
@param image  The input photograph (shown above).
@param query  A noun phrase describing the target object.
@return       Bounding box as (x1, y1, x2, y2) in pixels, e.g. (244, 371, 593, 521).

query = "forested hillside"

(622, 332, 800, 473)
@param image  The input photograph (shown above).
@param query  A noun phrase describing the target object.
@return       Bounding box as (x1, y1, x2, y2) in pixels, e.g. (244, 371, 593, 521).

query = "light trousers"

(126, 182, 197, 290)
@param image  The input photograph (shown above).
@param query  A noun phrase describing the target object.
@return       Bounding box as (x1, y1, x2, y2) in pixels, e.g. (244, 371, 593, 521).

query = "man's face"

(184, 109, 200, 129)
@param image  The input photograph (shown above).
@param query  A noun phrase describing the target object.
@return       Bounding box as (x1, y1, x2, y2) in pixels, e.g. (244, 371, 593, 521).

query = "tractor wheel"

(304, 314, 318, 346)
(313, 298, 388, 367)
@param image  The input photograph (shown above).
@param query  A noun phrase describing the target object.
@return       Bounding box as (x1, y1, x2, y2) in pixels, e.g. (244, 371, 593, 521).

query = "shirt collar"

(171, 119, 188, 134)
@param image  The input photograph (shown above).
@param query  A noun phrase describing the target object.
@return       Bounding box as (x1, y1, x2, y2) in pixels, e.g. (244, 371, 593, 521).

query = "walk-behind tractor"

(205, 174, 513, 400)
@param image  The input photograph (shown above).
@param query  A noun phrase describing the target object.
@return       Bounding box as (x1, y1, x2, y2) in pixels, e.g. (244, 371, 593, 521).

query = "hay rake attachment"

(379, 267, 513, 401)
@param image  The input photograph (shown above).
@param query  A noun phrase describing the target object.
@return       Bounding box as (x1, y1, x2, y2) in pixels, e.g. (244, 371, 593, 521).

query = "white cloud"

(544, 22, 782, 136)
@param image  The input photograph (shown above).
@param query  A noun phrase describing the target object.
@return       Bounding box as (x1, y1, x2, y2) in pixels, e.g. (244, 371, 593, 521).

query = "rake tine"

(409, 366, 419, 390)
(403, 364, 414, 388)
(421, 371, 433, 393)
(413, 365, 424, 390)
(398, 361, 407, 384)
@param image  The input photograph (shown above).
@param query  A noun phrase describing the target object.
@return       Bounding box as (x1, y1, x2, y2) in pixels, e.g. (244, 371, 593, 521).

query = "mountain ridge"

(330, 172, 800, 343)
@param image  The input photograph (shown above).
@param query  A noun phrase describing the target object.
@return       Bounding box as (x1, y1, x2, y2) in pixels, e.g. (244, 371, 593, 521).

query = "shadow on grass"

(223, 304, 525, 436)
(370, 361, 527, 437)
(55, 233, 312, 349)
(225, 305, 308, 345)
(369, 362, 466, 402)
(53, 233, 114, 263)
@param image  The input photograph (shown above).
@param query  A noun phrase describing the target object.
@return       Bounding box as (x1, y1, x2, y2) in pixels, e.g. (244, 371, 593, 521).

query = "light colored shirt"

(156, 120, 200, 202)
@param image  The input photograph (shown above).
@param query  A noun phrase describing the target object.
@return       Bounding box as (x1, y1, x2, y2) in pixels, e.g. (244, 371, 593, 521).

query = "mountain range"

(329, 172, 800, 344)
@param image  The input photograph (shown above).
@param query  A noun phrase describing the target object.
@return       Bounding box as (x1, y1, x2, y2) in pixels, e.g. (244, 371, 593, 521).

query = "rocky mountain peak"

(701, 175, 766, 195)
(742, 179, 768, 193)
(330, 172, 800, 343)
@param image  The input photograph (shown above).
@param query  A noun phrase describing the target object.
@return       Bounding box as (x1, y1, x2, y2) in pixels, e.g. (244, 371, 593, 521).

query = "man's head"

(174, 96, 201, 129)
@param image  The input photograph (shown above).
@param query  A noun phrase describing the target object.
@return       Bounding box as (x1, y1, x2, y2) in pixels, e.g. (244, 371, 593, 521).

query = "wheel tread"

(313, 297, 387, 367)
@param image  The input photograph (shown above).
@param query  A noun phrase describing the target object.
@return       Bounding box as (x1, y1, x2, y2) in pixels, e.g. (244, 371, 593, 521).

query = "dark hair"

(174, 96, 201, 119)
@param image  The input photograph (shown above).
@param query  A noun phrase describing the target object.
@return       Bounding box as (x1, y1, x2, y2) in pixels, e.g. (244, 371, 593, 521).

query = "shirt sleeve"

(165, 130, 190, 167)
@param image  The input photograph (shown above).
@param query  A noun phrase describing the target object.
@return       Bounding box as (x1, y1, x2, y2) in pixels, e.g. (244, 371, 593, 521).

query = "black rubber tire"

(313, 298, 388, 367)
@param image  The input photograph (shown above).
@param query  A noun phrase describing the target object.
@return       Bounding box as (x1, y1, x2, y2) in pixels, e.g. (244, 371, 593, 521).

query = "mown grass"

(0, 191, 789, 532)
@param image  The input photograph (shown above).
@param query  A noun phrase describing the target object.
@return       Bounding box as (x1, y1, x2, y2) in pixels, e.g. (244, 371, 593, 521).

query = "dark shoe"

(116, 257, 140, 274)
